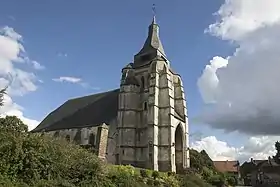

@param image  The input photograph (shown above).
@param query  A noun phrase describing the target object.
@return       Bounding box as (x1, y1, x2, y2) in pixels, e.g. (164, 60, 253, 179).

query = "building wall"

(47, 126, 99, 146)
(47, 123, 113, 160)
(106, 118, 118, 164)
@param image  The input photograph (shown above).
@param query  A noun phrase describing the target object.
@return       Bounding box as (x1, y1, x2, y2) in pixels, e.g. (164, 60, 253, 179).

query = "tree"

(0, 116, 106, 186)
(274, 141, 280, 164)
(0, 88, 6, 107)
(0, 116, 28, 133)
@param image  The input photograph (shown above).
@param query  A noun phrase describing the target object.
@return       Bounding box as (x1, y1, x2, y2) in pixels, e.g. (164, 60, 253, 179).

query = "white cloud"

(52, 76, 99, 90)
(52, 76, 81, 83)
(0, 26, 22, 41)
(198, 1, 280, 135)
(197, 56, 228, 103)
(29, 60, 45, 70)
(57, 52, 68, 57)
(206, 0, 280, 41)
(0, 26, 42, 130)
(191, 135, 278, 163)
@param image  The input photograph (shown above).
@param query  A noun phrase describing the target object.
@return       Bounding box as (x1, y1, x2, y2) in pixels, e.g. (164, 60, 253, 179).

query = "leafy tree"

(0, 88, 6, 107)
(190, 149, 202, 170)
(274, 141, 280, 164)
(201, 166, 214, 181)
(208, 174, 226, 187)
(0, 116, 106, 186)
(200, 150, 216, 170)
(0, 116, 28, 133)
(227, 175, 238, 186)
(190, 149, 215, 172)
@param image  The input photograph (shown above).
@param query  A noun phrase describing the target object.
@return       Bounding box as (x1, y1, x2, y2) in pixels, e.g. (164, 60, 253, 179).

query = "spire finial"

(152, 3, 156, 17)
(152, 3, 156, 24)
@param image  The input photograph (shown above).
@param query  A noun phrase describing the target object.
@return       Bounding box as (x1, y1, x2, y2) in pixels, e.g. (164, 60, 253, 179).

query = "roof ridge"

(67, 88, 118, 101)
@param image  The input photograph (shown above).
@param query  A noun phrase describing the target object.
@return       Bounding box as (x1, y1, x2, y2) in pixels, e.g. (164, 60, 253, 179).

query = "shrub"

(0, 122, 106, 186)
(152, 170, 160, 179)
(208, 174, 225, 186)
(227, 175, 238, 186)
(107, 165, 147, 187)
(167, 171, 176, 176)
(161, 173, 180, 187)
(140, 169, 149, 178)
(0, 116, 213, 187)
(177, 174, 213, 187)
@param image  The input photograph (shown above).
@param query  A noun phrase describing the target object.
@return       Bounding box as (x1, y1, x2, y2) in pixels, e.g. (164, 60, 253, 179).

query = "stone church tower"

(117, 16, 190, 172)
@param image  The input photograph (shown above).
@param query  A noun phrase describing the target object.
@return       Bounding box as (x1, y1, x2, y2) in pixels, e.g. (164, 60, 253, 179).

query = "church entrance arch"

(175, 124, 184, 173)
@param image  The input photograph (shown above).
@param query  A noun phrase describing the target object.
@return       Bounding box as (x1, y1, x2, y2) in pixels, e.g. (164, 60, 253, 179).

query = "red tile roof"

(213, 161, 239, 173)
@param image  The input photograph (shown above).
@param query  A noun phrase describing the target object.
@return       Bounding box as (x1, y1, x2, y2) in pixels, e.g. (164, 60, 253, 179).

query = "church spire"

(134, 5, 166, 59)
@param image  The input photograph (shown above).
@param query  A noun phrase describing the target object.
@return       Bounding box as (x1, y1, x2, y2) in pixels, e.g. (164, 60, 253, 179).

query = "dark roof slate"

(135, 16, 166, 57)
(32, 89, 119, 132)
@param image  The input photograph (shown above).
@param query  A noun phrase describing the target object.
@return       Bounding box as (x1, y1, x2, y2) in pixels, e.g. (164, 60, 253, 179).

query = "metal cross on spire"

(152, 3, 156, 17)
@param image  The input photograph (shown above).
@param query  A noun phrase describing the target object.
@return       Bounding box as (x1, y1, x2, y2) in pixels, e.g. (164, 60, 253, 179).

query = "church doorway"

(175, 124, 184, 173)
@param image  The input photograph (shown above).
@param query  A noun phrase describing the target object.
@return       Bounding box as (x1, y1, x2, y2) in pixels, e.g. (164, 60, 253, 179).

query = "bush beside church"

(0, 115, 244, 187)
(0, 116, 211, 187)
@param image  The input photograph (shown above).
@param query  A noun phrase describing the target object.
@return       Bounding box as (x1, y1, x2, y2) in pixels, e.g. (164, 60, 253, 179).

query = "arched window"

(65, 135, 70, 142)
(53, 131, 59, 138)
(73, 130, 82, 143)
(89, 133, 95, 146)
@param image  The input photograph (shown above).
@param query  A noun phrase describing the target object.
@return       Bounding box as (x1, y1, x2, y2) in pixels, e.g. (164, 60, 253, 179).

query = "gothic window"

(89, 133, 95, 146)
(73, 130, 82, 143)
(141, 76, 145, 88)
(65, 135, 70, 142)
(53, 131, 59, 138)
(143, 102, 148, 110)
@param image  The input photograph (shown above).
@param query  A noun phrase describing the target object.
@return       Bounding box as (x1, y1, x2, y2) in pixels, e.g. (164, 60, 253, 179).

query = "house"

(251, 157, 280, 186)
(213, 160, 240, 177)
(241, 157, 280, 187)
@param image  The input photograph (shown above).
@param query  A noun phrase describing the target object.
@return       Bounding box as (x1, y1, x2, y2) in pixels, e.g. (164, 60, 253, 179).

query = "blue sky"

(3, 0, 278, 161)
(0, 0, 241, 145)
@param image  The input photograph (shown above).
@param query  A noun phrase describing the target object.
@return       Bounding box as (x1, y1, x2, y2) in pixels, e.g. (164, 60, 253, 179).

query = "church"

(32, 15, 190, 173)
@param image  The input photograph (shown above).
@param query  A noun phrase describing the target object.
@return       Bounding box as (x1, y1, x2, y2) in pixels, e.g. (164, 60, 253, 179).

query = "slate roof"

(213, 161, 239, 173)
(135, 16, 166, 57)
(32, 89, 119, 132)
(256, 159, 280, 168)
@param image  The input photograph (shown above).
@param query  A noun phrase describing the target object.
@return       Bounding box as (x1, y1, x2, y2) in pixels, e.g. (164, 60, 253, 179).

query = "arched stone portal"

(175, 124, 184, 173)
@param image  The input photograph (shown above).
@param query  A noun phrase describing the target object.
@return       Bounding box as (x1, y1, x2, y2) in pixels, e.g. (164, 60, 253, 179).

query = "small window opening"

(122, 149, 125, 155)
(143, 102, 148, 110)
(141, 76, 145, 89)
(138, 132, 141, 141)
